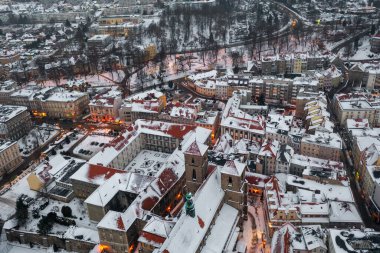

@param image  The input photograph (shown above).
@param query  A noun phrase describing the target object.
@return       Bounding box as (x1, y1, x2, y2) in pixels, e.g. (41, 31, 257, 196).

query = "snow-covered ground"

(242, 196, 271, 253)
(2, 171, 38, 200)
(28, 71, 121, 88)
(345, 36, 380, 60)
(18, 125, 60, 157)
(125, 150, 169, 177)
(0, 243, 81, 253)
(100, 70, 125, 83)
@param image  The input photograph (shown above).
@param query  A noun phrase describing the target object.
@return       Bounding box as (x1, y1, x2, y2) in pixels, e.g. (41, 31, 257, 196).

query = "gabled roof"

(221, 160, 246, 177)
(184, 141, 208, 156)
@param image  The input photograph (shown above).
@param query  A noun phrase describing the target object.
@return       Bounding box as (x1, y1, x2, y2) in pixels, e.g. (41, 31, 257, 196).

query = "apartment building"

(89, 88, 123, 122)
(300, 131, 343, 161)
(0, 140, 22, 178)
(334, 93, 377, 126)
(9, 86, 89, 120)
(0, 105, 32, 140)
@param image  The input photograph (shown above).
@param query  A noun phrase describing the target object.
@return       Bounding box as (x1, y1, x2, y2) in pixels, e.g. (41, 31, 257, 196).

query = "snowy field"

(125, 150, 169, 177)
(2, 171, 38, 200)
(345, 36, 380, 60)
(18, 125, 60, 157)
(27, 71, 122, 88)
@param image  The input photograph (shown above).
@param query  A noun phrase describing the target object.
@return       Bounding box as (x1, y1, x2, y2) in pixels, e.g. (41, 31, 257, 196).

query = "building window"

(228, 177, 233, 187)
(192, 169, 196, 181)
(192, 158, 195, 164)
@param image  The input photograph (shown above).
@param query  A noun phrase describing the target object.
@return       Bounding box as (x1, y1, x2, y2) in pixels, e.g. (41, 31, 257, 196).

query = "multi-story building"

(68, 119, 247, 253)
(89, 87, 123, 123)
(0, 80, 18, 104)
(221, 91, 265, 142)
(119, 89, 166, 123)
(265, 113, 294, 144)
(9, 86, 89, 120)
(255, 139, 279, 175)
(0, 105, 32, 140)
(300, 131, 342, 161)
(328, 229, 380, 253)
(295, 89, 324, 118)
(264, 175, 362, 235)
(349, 63, 380, 89)
(0, 140, 22, 178)
(271, 224, 328, 253)
(260, 53, 327, 75)
(370, 34, 380, 53)
(87, 34, 113, 56)
(334, 93, 377, 126)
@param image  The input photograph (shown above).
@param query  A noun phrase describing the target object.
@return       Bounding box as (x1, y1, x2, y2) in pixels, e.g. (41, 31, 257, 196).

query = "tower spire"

(185, 192, 195, 218)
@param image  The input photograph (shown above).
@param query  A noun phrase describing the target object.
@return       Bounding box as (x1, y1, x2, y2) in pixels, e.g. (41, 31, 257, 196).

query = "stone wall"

(5, 229, 96, 253)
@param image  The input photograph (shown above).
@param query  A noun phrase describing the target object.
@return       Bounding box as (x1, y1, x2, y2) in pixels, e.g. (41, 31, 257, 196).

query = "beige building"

(335, 98, 375, 127)
(0, 105, 32, 140)
(0, 140, 22, 178)
(300, 131, 342, 161)
(89, 88, 123, 123)
(9, 86, 89, 120)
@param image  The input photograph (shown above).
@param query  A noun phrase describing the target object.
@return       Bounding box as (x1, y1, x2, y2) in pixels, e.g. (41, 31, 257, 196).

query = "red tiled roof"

(156, 168, 178, 195)
(140, 231, 166, 244)
(197, 216, 205, 229)
(87, 164, 125, 181)
(184, 141, 201, 155)
(141, 196, 159, 210)
(117, 215, 125, 230)
(166, 124, 196, 139)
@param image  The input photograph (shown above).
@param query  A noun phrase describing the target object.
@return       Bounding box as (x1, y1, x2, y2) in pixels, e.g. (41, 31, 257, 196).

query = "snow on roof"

(45, 90, 87, 102)
(329, 228, 380, 253)
(329, 201, 362, 224)
(33, 155, 70, 182)
(188, 70, 217, 81)
(200, 204, 239, 253)
(259, 139, 279, 158)
(346, 118, 370, 129)
(85, 172, 155, 207)
(184, 141, 208, 156)
(170, 106, 197, 120)
(266, 114, 293, 133)
(64, 226, 99, 243)
(138, 217, 176, 248)
(301, 131, 342, 149)
(245, 172, 270, 188)
(159, 169, 224, 253)
(221, 93, 265, 135)
(286, 175, 354, 203)
(214, 133, 260, 156)
(0, 140, 17, 152)
(70, 163, 125, 185)
(291, 154, 344, 170)
(96, 126, 211, 232)
(300, 226, 327, 251)
(221, 160, 246, 177)
(271, 223, 306, 253)
(127, 89, 164, 101)
(0, 104, 28, 122)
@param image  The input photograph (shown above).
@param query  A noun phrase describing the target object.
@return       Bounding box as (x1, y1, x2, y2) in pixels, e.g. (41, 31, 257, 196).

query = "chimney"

(178, 143, 182, 150)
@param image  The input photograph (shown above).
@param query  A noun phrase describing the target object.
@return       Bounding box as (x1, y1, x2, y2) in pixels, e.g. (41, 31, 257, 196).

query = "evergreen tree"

(16, 196, 28, 226)
(61, 206, 72, 217)
(65, 19, 71, 27)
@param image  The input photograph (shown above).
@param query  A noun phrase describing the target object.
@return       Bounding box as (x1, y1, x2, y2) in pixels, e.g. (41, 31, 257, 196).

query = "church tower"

(184, 141, 209, 194)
